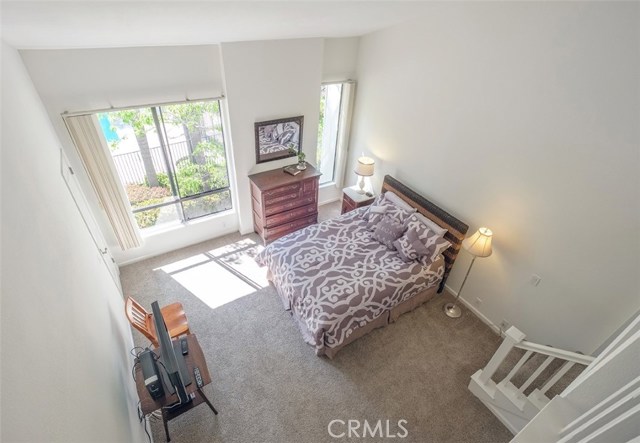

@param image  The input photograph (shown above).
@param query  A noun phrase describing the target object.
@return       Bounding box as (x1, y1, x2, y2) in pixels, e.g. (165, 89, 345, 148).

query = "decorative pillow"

(372, 215, 405, 250)
(402, 213, 452, 263)
(394, 229, 431, 262)
(372, 204, 415, 230)
(365, 205, 387, 229)
(363, 194, 386, 221)
(383, 191, 414, 212)
(413, 213, 448, 237)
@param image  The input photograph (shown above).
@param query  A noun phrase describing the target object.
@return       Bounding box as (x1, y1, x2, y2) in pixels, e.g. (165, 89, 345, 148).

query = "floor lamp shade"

(462, 227, 493, 257)
(444, 227, 493, 318)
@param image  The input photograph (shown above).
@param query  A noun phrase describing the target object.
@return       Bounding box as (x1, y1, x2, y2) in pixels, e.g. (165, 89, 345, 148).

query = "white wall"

(20, 45, 238, 264)
(221, 38, 324, 234)
(1, 42, 144, 443)
(322, 37, 359, 82)
(349, 2, 640, 353)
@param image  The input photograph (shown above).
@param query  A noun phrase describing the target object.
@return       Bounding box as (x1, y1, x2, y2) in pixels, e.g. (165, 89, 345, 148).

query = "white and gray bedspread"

(255, 207, 445, 355)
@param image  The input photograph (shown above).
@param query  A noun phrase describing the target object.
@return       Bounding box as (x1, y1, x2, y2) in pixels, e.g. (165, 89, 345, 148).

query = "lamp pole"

(443, 255, 477, 318)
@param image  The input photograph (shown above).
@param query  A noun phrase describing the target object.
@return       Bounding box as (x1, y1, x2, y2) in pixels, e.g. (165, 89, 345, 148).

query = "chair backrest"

(125, 296, 158, 347)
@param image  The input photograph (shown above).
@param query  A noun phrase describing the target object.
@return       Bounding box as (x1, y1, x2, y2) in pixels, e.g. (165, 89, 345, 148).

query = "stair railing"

(477, 326, 595, 404)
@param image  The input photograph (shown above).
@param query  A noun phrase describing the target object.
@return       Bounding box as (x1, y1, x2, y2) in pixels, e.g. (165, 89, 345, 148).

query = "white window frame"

(317, 80, 356, 204)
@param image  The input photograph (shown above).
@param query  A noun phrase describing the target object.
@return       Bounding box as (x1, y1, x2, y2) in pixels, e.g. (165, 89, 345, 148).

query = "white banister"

(578, 402, 640, 443)
(560, 375, 640, 439)
(539, 361, 576, 396)
(470, 324, 598, 435)
(558, 385, 640, 443)
(478, 326, 526, 384)
(518, 355, 555, 395)
(500, 350, 533, 386)
(516, 341, 595, 366)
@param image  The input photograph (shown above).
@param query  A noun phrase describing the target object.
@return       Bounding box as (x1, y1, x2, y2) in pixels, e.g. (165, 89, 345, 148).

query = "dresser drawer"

(264, 190, 301, 208)
(264, 195, 316, 217)
(263, 182, 302, 200)
(265, 214, 317, 241)
(265, 204, 317, 228)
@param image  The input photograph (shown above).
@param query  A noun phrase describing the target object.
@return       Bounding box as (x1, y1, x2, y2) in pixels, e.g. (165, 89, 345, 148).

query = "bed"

(255, 175, 469, 358)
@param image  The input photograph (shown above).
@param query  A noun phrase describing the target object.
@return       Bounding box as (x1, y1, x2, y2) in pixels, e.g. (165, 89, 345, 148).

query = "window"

(98, 100, 232, 230)
(317, 82, 354, 186)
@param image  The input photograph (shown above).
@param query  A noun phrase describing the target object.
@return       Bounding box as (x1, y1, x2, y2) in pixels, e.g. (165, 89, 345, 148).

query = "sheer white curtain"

(64, 114, 142, 250)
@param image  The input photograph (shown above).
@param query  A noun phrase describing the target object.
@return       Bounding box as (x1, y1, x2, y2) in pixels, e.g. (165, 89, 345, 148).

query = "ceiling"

(1, 1, 431, 49)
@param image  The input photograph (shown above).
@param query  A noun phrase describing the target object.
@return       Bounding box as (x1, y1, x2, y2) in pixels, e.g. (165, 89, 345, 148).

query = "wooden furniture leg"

(161, 408, 171, 442)
(197, 389, 218, 415)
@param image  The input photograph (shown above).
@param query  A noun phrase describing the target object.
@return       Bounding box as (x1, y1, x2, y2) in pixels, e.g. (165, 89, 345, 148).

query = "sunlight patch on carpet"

(154, 239, 268, 309)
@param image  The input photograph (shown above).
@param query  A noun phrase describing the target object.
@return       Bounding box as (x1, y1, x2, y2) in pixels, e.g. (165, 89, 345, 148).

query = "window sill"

(319, 181, 340, 189)
(140, 208, 236, 239)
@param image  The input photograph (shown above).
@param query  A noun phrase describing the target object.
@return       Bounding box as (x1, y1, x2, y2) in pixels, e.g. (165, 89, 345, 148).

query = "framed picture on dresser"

(254, 116, 303, 164)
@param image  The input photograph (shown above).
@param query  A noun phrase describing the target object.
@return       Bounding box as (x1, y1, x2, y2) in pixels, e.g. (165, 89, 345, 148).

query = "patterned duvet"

(255, 207, 445, 355)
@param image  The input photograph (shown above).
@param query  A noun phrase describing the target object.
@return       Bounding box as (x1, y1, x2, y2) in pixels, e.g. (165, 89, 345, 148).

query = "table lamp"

(443, 227, 493, 318)
(354, 156, 375, 194)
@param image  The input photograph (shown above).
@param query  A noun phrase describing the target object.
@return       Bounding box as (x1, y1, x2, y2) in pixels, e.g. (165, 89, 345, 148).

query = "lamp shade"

(354, 156, 375, 177)
(462, 227, 493, 257)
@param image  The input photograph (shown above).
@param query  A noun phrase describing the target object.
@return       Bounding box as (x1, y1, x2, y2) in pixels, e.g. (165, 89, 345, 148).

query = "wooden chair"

(125, 296, 190, 348)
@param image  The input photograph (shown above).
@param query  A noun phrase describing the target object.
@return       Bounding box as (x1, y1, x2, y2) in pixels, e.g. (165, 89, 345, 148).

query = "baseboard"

(319, 196, 340, 206)
(118, 226, 240, 266)
(444, 284, 502, 336)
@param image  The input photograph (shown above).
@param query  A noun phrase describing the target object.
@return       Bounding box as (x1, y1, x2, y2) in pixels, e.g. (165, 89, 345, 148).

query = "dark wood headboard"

(381, 175, 469, 293)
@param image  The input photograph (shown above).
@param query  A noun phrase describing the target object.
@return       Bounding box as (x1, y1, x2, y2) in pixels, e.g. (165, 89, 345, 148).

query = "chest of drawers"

(248, 165, 321, 244)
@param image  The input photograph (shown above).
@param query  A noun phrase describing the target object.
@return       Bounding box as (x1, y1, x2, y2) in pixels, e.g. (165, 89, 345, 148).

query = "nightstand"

(341, 186, 375, 214)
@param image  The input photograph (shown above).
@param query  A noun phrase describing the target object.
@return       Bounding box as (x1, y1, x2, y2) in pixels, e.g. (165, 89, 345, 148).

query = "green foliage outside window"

(101, 100, 231, 229)
(126, 183, 171, 228)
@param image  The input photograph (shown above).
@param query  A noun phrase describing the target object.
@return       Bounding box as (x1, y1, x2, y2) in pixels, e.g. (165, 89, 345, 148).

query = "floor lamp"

(443, 227, 493, 318)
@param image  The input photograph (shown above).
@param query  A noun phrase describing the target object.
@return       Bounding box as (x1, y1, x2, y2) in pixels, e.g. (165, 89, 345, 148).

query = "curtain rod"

(61, 94, 226, 118)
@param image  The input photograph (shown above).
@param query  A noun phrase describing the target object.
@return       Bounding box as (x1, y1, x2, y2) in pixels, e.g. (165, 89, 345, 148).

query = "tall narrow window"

(317, 81, 355, 186)
(98, 99, 232, 231)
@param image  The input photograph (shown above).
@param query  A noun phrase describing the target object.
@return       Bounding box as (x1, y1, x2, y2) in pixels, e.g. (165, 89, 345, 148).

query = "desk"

(134, 334, 218, 442)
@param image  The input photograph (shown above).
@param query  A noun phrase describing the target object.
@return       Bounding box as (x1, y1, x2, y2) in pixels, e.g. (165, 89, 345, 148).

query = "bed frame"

(381, 175, 469, 293)
(321, 176, 468, 358)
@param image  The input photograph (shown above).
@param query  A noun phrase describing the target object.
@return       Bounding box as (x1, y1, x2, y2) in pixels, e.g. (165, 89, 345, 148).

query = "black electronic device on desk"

(138, 348, 164, 399)
(151, 301, 191, 405)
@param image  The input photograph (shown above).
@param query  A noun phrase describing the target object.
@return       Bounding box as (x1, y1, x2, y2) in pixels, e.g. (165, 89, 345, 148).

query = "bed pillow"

(383, 191, 414, 212)
(372, 215, 405, 250)
(405, 213, 445, 243)
(413, 213, 448, 238)
(404, 213, 452, 261)
(365, 205, 387, 229)
(363, 194, 386, 221)
(383, 204, 415, 227)
(420, 237, 452, 265)
(394, 228, 431, 262)
(367, 204, 414, 231)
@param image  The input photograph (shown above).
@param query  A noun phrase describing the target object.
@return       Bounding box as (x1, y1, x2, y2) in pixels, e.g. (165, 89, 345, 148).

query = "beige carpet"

(121, 223, 513, 443)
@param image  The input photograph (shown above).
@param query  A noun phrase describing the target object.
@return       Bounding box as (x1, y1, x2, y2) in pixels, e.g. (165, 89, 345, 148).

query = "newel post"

(478, 326, 526, 385)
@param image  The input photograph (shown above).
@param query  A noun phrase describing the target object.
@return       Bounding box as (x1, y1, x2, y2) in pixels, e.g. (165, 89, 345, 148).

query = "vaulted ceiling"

(2, 1, 430, 49)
